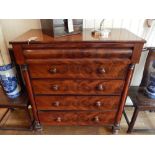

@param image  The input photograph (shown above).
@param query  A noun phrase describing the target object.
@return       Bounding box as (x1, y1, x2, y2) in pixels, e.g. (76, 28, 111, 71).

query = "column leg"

(21, 65, 42, 131)
(114, 64, 135, 134)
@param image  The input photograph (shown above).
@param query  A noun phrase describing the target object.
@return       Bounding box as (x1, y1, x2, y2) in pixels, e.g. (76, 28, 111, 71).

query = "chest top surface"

(10, 28, 145, 44)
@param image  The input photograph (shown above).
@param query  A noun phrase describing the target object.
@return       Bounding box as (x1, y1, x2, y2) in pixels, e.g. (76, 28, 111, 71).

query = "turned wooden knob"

(96, 84, 104, 91)
(53, 101, 60, 107)
(49, 67, 57, 74)
(56, 117, 62, 122)
(94, 116, 100, 122)
(52, 85, 59, 91)
(96, 101, 102, 107)
(98, 67, 106, 74)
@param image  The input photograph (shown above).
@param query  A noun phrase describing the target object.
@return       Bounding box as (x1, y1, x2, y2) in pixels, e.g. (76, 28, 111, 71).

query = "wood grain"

(23, 49, 132, 59)
(38, 111, 117, 126)
(35, 95, 120, 110)
(9, 28, 145, 133)
(28, 59, 130, 79)
(10, 29, 145, 44)
(32, 79, 125, 95)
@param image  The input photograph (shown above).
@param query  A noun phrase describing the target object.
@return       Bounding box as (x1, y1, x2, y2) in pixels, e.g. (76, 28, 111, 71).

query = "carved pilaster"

(114, 63, 135, 134)
(20, 63, 40, 127)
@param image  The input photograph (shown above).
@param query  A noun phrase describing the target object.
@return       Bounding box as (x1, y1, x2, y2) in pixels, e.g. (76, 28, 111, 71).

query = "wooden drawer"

(38, 111, 78, 125)
(35, 95, 120, 110)
(23, 49, 132, 59)
(28, 59, 129, 79)
(38, 111, 116, 126)
(32, 79, 124, 95)
(35, 96, 120, 110)
(78, 111, 116, 125)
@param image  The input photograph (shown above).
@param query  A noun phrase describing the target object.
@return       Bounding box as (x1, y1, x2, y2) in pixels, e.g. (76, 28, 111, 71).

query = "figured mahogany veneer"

(23, 49, 132, 59)
(28, 59, 129, 79)
(38, 111, 117, 126)
(10, 28, 145, 133)
(32, 79, 124, 95)
(35, 96, 120, 110)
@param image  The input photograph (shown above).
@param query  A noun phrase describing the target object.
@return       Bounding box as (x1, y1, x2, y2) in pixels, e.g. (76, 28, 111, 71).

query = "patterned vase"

(0, 63, 21, 99)
(145, 72, 155, 99)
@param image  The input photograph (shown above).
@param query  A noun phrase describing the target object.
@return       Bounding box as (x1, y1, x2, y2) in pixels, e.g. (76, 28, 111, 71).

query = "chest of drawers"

(10, 28, 145, 133)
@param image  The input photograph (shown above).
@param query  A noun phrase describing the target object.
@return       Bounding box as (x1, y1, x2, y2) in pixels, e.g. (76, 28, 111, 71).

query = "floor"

(0, 107, 155, 135)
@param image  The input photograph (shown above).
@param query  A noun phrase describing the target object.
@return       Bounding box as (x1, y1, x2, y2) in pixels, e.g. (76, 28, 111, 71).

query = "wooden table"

(0, 86, 32, 130)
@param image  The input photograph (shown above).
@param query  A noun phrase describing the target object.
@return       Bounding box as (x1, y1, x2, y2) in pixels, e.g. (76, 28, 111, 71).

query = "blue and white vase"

(0, 63, 21, 99)
(145, 72, 155, 99)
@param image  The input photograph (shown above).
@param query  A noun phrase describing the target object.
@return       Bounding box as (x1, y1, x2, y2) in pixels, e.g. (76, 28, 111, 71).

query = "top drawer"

(23, 48, 132, 59)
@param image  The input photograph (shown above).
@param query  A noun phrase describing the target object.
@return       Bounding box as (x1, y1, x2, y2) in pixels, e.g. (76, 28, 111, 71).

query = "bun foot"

(112, 124, 120, 134)
(33, 121, 42, 131)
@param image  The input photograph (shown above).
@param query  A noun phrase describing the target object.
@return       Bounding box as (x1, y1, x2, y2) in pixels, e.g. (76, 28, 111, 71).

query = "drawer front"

(35, 96, 120, 110)
(24, 49, 132, 59)
(38, 111, 116, 126)
(28, 59, 129, 79)
(32, 79, 124, 95)
(38, 112, 78, 125)
(78, 111, 116, 125)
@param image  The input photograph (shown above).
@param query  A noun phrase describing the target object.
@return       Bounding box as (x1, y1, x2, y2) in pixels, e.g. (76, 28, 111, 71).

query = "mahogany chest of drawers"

(10, 28, 145, 133)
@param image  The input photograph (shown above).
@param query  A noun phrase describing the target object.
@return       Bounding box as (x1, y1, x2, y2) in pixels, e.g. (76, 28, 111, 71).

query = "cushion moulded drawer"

(23, 48, 133, 59)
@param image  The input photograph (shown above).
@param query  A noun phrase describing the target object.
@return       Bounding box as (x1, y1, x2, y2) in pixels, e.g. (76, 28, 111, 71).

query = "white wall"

(0, 19, 149, 86)
(0, 19, 41, 47)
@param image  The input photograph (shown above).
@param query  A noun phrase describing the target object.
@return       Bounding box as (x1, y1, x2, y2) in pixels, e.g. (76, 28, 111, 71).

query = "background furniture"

(40, 19, 83, 37)
(124, 48, 155, 133)
(0, 86, 32, 130)
(10, 28, 145, 133)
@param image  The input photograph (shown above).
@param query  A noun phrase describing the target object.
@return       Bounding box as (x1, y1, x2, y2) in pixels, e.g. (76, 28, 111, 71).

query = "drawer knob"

(53, 101, 60, 107)
(94, 116, 100, 122)
(96, 101, 102, 107)
(96, 84, 104, 91)
(52, 85, 59, 91)
(56, 117, 62, 122)
(98, 67, 106, 74)
(49, 67, 57, 74)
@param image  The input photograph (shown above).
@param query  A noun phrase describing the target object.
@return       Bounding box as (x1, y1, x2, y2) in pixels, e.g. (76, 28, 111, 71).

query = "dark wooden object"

(124, 49, 155, 133)
(0, 87, 32, 130)
(9, 28, 145, 133)
(40, 19, 83, 37)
